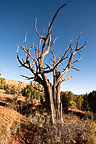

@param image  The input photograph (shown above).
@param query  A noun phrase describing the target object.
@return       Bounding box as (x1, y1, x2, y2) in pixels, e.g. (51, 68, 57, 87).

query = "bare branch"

(56, 40, 86, 83)
(61, 76, 74, 84)
(20, 55, 25, 64)
(50, 36, 59, 46)
(24, 32, 28, 44)
(45, 63, 50, 69)
(35, 18, 45, 40)
(51, 45, 71, 70)
(48, 1, 71, 33)
(35, 47, 37, 58)
(71, 67, 80, 71)
(21, 75, 35, 80)
(17, 46, 29, 69)
(43, 46, 70, 74)
(17, 45, 37, 75)
(77, 39, 88, 50)
(71, 58, 81, 65)
(50, 50, 56, 66)
(49, 58, 54, 64)
(40, 1, 71, 57)
(38, 39, 41, 57)
(71, 49, 81, 65)
(76, 33, 81, 50)
(28, 51, 38, 68)
(43, 34, 51, 56)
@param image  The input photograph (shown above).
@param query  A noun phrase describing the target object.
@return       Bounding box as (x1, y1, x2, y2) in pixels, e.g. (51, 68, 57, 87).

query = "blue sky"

(0, 0, 96, 94)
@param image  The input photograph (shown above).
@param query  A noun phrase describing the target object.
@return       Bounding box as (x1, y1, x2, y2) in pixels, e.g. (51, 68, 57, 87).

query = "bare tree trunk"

(44, 86, 50, 112)
(17, 0, 87, 126)
(44, 83, 56, 124)
(44, 81, 63, 124)
(56, 83, 63, 122)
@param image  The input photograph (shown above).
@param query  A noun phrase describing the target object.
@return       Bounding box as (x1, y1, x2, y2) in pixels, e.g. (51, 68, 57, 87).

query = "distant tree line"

(0, 77, 96, 114)
(61, 90, 96, 114)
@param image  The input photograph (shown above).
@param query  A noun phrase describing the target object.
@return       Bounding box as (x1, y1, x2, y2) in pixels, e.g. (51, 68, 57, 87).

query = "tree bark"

(44, 82, 56, 124)
(17, 1, 87, 125)
(43, 80, 62, 124)
(56, 83, 63, 122)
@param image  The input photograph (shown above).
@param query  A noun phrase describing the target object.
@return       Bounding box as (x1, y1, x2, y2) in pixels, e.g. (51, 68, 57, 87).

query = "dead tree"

(17, 1, 87, 124)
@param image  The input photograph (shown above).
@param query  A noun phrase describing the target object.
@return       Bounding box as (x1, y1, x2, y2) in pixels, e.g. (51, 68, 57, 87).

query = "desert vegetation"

(0, 78, 96, 143)
(0, 1, 96, 144)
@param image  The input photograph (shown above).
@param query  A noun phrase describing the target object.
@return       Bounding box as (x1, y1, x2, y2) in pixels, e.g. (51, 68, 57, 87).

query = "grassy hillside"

(0, 79, 96, 143)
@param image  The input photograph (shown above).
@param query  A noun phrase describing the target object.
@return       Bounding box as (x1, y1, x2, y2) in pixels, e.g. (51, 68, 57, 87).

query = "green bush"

(0, 78, 5, 89)
(21, 82, 40, 100)
(4, 84, 17, 95)
(4, 84, 10, 94)
(21, 84, 34, 98)
(88, 91, 96, 113)
(82, 91, 96, 113)
(61, 91, 84, 111)
(61, 92, 69, 109)
(10, 85, 17, 95)
(75, 95, 83, 109)
(61, 91, 77, 109)
(82, 93, 90, 111)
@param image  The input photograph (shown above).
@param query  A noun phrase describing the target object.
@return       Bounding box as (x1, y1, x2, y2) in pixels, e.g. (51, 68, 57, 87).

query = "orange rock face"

(4, 79, 27, 89)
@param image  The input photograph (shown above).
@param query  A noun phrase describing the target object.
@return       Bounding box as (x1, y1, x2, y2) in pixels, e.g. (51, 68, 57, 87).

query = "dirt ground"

(0, 89, 46, 144)
(0, 89, 96, 144)
(0, 90, 36, 144)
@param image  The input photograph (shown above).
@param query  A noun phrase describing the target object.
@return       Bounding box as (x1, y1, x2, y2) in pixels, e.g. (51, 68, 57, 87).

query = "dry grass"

(0, 89, 96, 144)
(0, 106, 95, 144)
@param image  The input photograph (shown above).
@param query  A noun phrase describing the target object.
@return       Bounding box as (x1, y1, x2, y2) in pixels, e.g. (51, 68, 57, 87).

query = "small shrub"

(82, 93, 90, 111)
(88, 122, 96, 144)
(88, 91, 96, 113)
(10, 85, 17, 95)
(33, 114, 90, 144)
(4, 84, 10, 94)
(4, 84, 17, 95)
(21, 82, 40, 100)
(0, 78, 5, 89)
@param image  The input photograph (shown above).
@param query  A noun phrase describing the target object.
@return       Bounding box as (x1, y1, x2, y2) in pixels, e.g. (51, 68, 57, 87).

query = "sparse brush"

(42, 116, 90, 144)
(88, 122, 96, 144)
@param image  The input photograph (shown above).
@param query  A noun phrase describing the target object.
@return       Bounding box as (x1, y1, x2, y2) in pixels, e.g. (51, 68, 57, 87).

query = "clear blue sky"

(0, 0, 96, 94)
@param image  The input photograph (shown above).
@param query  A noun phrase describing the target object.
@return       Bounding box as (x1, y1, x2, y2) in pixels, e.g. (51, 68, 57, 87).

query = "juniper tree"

(17, 1, 87, 124)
